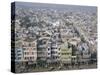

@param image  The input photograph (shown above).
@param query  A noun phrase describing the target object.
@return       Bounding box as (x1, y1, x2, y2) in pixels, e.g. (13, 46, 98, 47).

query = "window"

(17, 54, 21, 56)
(30, 57, 34, 60)
(62, 53, 67, 55)
(17, 50, 21, 52)
(25, 57, 29, 60)
(48, 53, 50, 55)
(24, 52, 26, 55)
(30, 57, 32, 60)
(24, 52, 29, 55)
(23, 48, 26, 51)
(59, 48, 60, 50)
(53, 56, 58, 59)
(24, 57, 27, 59)
(48, 48, 49, 50)
(33, 48, 36, 50)
(18, 57, 21, 60)
(32, 52, 34, 55)
(29, 43, 31, 46)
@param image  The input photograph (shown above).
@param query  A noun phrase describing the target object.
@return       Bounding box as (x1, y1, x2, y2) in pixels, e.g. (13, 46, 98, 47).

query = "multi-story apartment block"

(60, 42, 72, 65)
(51, 41, 60, 63)
(51, 27, 61, 63)
(77, 42, 91, 64)
(15, 48, 23, 62)
(22, 39, 37, 64)
(37, 30, 51, 65)
(15, 40, 23, 62)
(37, 38, 50, 61)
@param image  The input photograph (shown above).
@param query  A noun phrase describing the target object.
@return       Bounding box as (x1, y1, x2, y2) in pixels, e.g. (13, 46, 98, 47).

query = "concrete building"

(37, 31, 52, 66)
(15, 48, 23, 62)
(37, 38, 51, 61)
(14, 40, 23, 62)
(77, 42, 91, 64)
(60, 42, 72, 65)
(50, 27, 62, 64)
(22, 39, 37, 64)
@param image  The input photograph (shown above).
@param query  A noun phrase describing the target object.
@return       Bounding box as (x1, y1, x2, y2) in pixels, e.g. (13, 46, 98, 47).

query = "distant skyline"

(13, 1, 97, 13)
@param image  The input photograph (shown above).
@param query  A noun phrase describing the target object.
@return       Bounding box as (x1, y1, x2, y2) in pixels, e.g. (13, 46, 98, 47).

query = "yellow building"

(60, 42, 72, 64)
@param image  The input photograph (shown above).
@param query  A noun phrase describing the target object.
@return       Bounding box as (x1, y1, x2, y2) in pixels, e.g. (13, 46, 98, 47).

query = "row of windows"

(52, 56, 60, 59)
(24, 57, 34, 60)
(48, 48, 51, 51)
(48, 53, 51, 55)
(17, 57, 21, 60)
(38, 52, 45, 55)
(17, 52, 71, 56)
(23, 48, 36, 50)
(17, 54, 22, 56)
(51, 47, 60, 50)
(24, 52, 35, 55)
(61, 53, 71, 55)
(51, 51, 60, 54)
(22, 43, 36, 47)
(17, 50, 21, 52)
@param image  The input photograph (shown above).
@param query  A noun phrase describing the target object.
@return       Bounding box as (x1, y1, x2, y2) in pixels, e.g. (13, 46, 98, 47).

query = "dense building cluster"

(11, 2, 97, 73)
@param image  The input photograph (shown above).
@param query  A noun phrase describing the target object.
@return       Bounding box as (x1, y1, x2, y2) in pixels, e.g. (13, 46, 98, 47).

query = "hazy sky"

(13, 2, 97, 13)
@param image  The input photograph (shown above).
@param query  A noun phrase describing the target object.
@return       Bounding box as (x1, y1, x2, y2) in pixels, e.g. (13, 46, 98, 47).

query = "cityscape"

(11, 2, 97, 73)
